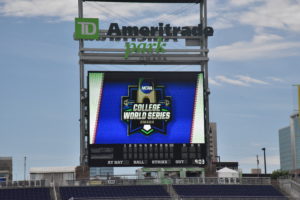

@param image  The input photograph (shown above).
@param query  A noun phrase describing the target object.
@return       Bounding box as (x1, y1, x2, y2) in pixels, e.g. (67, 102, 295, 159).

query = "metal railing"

(0, 177, 272, 189)
(69, 197, 172, 200)
(278, 178, 300, 199)
(67, 196, 288, 200)
(61, 177, 271, 187)
(0, 180, 49, 188)
(173, 177, 271, 185)
(179, 197, 288, 200)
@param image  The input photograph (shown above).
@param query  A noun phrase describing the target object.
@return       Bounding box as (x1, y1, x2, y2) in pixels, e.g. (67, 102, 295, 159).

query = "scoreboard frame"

(87, 71, 207, 167)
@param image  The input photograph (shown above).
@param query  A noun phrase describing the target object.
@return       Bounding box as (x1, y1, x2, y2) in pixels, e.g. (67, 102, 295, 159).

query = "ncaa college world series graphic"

(121, 78, 172, 136)
(89, 72, 205, 145)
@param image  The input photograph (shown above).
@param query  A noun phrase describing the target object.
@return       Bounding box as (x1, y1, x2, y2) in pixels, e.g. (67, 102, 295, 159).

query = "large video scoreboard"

(88, 71, 206, 167)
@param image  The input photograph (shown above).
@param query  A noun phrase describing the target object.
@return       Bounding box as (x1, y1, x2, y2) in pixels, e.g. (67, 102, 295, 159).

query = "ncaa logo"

(75, 18, 99, 40)
(140, 79, 153, 94)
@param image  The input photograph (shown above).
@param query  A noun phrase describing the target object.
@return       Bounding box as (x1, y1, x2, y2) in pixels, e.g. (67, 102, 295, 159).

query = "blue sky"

(0, 0, 299, 180)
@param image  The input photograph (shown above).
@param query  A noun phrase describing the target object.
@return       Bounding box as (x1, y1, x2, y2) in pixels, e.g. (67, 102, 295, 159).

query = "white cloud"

(215, 75, 249, 87)
(239, 0, 300, 32)
(206, 1, 300, 61)
(136, 13, 200, 26)
(229, 0, 263, 7)
(207, 1, 236, 30)
(267, 77, 285, 83)
(208, 0, 300, 33)
(211, 33, 300, 61)
(0, 0, 77, 21)
(164, 13, 200, 26)
(209, 78, 221, 86)
(211, 16, 234, 30)
(236, 75, 269, 85)
(0, 0, 171, 22)
(213, 75, 269, 87)
(207, 0, 300, 36)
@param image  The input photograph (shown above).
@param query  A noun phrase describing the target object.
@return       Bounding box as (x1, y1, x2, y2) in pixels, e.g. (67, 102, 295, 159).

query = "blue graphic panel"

(92, 72, 200, 144)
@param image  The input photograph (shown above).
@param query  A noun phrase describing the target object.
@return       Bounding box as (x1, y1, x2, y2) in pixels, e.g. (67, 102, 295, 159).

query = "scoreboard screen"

(88, 71, 206, 167)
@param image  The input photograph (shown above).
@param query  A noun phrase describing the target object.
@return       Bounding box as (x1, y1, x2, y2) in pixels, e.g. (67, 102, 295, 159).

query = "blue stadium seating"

(173, 184, 285, 198)
(0, 187, 51, 200)
(60, 185, 170, 200)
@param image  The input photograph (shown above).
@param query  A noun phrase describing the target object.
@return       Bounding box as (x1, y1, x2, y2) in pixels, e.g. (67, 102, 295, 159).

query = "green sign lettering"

(124, 38, 166, 59)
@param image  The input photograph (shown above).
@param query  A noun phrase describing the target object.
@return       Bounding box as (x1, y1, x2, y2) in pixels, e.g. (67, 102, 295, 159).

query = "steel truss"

(77, 0, 211, 170)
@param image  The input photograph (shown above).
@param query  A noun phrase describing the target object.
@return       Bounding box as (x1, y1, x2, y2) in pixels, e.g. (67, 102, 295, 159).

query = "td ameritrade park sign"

(74, 18, 213, 58)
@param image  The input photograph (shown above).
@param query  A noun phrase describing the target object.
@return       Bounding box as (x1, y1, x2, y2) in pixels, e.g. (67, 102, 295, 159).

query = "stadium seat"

(59, 185, 170, 200)
(173, 184, 286, 198)
(0, 187, 51, 200)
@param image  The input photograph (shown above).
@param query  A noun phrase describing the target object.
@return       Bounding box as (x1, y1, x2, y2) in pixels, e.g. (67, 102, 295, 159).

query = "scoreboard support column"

(199, 0, 212, 173)
(78, 0, 87, 166)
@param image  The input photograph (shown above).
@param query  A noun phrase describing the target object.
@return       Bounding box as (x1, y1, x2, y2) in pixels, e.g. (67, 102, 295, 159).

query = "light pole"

(24, 156, 27, 181)
(261, 148, 267, 174)
(256, 155, 259, 177)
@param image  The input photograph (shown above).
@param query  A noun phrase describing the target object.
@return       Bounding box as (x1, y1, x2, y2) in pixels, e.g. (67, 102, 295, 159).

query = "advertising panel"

(88, 71, 206, 167)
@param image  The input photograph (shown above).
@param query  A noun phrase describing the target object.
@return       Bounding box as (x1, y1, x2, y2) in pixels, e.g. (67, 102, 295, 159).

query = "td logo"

(75, 18, 99, 40)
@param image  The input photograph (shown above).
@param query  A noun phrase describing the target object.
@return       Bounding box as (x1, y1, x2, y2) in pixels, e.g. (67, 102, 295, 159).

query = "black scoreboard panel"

(89, 144, 206, 167)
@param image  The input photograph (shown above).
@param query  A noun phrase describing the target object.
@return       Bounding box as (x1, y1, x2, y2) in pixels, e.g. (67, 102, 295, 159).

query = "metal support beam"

(200, 0, 211, 173)
(79, 48, 209, 65)
(80, 53, 208, 65)
(78, 0, 86, 166)
(80, 48, 209, 53)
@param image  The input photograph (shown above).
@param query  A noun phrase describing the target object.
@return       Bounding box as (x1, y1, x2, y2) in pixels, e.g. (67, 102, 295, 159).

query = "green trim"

(141, 129, 154, 135)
